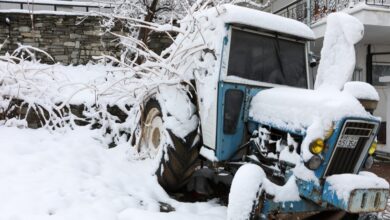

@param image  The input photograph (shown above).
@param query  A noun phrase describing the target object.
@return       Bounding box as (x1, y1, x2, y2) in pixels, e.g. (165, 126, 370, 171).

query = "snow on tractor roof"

(216, 4, 315, 40)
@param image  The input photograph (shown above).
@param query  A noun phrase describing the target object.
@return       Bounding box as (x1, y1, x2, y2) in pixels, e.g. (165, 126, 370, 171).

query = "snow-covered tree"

(100, 0, 269, 62)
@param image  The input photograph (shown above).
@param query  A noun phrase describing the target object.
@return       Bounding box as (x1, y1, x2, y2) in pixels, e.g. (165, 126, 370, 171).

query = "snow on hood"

(249, 87, 371, 132)
(249, 87, 376, 161)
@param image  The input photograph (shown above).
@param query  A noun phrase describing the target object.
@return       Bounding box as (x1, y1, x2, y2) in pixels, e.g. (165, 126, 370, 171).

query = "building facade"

(268, 0, 390, 156)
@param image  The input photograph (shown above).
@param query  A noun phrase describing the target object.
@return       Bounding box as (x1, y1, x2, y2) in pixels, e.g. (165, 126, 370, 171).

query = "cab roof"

(216, 4, 315, 40)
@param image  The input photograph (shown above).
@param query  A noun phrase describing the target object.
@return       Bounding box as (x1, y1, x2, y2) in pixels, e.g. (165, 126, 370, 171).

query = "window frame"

(220, 26, 310, 89)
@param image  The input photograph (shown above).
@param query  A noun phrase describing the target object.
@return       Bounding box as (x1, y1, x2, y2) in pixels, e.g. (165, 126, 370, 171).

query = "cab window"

(227, 28, 307, 88)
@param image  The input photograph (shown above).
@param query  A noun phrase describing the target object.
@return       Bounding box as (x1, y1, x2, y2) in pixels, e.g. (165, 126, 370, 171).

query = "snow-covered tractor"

(138, 4, 389, 219)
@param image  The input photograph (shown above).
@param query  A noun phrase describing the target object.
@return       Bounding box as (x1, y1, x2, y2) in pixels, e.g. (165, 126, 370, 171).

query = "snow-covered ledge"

(311, 3, 390, 39)
(379, 76, 390, 151)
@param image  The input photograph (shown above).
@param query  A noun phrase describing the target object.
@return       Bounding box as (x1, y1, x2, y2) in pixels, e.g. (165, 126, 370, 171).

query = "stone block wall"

(0, 12, 122, 65)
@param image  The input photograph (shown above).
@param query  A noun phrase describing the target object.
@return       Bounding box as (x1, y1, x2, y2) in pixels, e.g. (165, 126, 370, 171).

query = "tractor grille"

(324, 120, 377, 177)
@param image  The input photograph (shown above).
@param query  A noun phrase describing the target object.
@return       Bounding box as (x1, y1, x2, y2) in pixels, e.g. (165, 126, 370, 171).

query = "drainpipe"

(366, 44, 372, 84)
(306, 0, 311, 26)
(307, 0, 314, 87)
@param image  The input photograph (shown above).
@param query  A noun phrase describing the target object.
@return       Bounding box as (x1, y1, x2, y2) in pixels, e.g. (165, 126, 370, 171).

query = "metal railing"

(0, 0, 113, 13)
(274, 0, 309, 23)
(275, 0, 390, 24)
(366, 0, 390, 6)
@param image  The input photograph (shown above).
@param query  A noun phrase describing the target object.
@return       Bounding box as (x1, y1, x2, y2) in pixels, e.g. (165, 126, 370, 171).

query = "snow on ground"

(0, 126, 226, 220)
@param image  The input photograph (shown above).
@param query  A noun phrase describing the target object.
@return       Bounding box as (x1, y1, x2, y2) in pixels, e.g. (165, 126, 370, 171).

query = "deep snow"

(0, 126, 226, 220)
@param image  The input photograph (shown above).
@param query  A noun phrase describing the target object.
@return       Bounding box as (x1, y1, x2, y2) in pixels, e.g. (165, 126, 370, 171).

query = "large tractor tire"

(227, 164, 265, 220)
(142, 98, 201, 192)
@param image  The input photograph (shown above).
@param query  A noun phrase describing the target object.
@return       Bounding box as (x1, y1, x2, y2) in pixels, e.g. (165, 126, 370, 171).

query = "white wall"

(345, 44, 390, 153)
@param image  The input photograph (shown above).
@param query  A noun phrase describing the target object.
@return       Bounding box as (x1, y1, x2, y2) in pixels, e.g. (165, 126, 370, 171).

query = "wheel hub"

(144, 107, 163, 158)
(151, 123, 161, 148)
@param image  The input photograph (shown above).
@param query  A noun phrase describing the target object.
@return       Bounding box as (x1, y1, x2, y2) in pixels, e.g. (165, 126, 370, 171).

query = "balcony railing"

(275, 0, 309, 23)
(0, 0, 113, 13)
(275, 0, 390, 24)
(366, 0, 390, 6)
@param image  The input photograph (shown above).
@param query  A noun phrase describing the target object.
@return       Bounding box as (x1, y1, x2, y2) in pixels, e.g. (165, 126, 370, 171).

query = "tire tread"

(157, 128, 201, 192)
(144, 98, 200, 192)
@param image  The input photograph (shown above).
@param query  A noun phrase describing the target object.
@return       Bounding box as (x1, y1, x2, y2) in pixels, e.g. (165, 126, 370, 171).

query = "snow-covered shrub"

(0, 45, 71, 129)
(1, 2, 207, 147)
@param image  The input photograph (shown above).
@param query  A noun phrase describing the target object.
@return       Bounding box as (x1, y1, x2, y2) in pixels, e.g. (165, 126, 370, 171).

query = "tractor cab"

(214, 24, 312, 161)
(194, 5, 316, 162)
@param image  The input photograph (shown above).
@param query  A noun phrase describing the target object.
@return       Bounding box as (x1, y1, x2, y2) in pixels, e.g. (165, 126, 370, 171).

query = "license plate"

(336, 135, 359, 149)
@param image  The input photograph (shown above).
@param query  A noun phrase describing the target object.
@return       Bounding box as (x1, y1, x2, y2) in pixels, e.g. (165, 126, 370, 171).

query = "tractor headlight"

(306, 155, 322, 170)
(368, 141, 377, 155)
(310, 139, 324, 154)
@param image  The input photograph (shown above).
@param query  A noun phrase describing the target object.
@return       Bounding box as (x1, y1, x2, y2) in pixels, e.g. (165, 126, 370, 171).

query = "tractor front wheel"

(227, 164, 266, 220)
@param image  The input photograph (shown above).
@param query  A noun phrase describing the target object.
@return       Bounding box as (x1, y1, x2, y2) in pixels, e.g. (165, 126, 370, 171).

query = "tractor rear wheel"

(142, 99, 201, 192)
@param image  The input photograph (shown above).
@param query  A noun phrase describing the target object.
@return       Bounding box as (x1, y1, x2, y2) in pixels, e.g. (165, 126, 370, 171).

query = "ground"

(0, 125, 389, 220)
(0, 126, 390, 220)
(369, 162, 390, 183)
(0, 126, 226, 220)
(368, 162, 390, 219)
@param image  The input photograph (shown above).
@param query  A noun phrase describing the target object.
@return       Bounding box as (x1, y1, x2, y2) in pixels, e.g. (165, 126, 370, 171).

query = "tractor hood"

(249, 87, 372, 133)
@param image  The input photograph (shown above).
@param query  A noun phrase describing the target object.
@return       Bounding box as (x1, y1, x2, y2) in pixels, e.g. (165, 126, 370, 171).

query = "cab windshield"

(227, 28, 308, 88)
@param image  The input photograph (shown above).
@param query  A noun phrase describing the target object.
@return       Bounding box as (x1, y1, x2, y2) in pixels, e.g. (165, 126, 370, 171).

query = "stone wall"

(0, 12, 121, 65)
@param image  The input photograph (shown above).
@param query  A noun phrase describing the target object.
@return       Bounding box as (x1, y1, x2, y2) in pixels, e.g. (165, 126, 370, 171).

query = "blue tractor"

(139, 4, 389, 219)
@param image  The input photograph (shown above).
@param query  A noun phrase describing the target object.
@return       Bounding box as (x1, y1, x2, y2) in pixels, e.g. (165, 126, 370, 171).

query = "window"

(372, 64, 390, 86)
(227, 28, 307, 88)
(223, 89, 244, 134)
